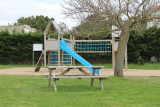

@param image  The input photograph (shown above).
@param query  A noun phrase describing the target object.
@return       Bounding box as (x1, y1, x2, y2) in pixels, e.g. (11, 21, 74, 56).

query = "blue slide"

(60, 40, 99, 74)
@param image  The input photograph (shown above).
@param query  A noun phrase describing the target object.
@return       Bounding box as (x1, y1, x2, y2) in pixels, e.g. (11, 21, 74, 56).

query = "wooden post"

(112, 37, 115, 70)
(97, 68, 101, 76)
(33, 50, 34, 67)
(52, 69, 55, 78)
(125, 47, 128, 71)
(91, 69, 95, 86)
(58, 35, 60, 67)
(53, 79, 57, 91)
(97, 68, 103, 90)
(60, 50, 63, 65)
(44, 33, 46, 67)
(48, 52, 50, 66)
(48, 69, 51, 87)
(70, 35, 73, 65)
(44, 32, 47, 72)
(99, 79, 103, 90)
(52, 68, 57, 91)
(60, 34, 63, 66)
(59, 36, 63, 71)
(72, 36, 76, 66)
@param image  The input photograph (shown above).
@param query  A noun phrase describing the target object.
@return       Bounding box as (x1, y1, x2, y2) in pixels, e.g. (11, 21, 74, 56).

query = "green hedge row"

(0, 26, 159, 64)
(0, 31, 43, 64)
(80, 26, 160, 63)
(128, 26, 160, 63)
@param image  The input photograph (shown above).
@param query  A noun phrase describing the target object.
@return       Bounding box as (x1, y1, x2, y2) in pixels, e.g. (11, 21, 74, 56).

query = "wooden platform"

(42, 66, 108, 91)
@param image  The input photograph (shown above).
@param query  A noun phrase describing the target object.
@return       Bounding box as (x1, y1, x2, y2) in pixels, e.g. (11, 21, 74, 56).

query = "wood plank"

(99, 79, 104, 90)
(78, 68, 90, 76)
(97, 68, 101, 76)
(46, 66, 104, 69)
(42, 74, 93, 77)
(59, 68, 72, 76)
(35, 52, 44, 72)
(48, 79, 51, 87)
(53, 79, 57, 91)
(91, 69, 95, 86)
(74, 40, 112, 42)
(43, 74, 108, 79)
(75, 51, 111, 53)
(48, 69, 52, 87)
(46, 75, 107, 79)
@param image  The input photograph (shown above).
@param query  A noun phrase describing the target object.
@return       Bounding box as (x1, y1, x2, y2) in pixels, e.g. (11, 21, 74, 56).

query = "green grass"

(127, 62, 160, 70)
(92, 62, 160, 70)
(0, 62, 160, 70)
(0, 64, 33, 69)
(0, 75, 160, 107)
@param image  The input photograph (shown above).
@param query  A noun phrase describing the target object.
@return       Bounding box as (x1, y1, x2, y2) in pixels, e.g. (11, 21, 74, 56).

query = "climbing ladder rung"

(35, 52, 44, 72)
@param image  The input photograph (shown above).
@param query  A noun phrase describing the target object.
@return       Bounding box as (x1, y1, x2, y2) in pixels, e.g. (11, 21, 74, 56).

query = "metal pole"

(33, 50, 34, 67)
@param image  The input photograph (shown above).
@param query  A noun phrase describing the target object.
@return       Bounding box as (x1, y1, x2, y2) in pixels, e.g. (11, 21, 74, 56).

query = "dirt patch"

(0, 67, 160, 77)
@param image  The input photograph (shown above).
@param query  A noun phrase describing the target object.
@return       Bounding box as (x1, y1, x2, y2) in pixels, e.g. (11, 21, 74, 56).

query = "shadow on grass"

(41, 85, 102, 92)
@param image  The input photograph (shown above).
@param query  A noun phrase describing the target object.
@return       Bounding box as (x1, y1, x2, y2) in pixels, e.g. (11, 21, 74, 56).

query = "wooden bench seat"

(42, 74, 108, 79)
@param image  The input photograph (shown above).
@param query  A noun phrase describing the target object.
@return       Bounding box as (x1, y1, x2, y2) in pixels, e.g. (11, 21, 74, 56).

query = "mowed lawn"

(94, 62, 160, 70)
(0, 75, 160, 107)
(1, 62, 160, 70)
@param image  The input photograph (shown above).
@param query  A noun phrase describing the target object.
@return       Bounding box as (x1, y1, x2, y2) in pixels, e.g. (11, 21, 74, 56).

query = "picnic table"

(42, 66, 108, 91)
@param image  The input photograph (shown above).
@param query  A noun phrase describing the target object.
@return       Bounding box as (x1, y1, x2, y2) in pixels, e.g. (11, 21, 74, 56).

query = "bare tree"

(63, 0, 160, 77)
(71, 14, 112, 39)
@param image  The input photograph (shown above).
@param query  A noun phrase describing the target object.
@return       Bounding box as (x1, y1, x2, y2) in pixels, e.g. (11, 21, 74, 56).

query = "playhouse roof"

(44, 20, 63, 36)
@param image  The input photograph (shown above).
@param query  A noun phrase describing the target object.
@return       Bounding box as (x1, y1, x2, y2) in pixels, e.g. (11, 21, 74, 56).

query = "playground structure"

(35, 21, 127, 72)
(34, 20, 127, 91)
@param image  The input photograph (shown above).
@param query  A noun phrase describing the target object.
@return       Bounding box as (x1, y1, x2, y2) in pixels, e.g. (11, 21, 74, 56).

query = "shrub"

(0, 31, 43, 64)
(137, 56, 144, 65)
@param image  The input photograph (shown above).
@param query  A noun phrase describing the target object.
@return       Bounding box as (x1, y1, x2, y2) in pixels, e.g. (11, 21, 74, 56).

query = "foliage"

(71, 14, 112, 39)
(143, 26, 160, 59)
(0, 26, 159, 64)
(137, 56, 144, 65)
(0, 31, 43, 64)
(14, 15, 54, 32)
(128, 26, 160, 63)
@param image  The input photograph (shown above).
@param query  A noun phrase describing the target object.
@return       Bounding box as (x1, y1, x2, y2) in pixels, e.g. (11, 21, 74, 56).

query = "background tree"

(63, 0, 159, 77)
(58, 22, 69, 34)
(71, 13, 112, 39)
(14, 15, 54, 32)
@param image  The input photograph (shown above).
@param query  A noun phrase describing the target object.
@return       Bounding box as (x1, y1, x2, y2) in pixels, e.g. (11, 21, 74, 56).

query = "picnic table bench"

(42, 66, 108, 91)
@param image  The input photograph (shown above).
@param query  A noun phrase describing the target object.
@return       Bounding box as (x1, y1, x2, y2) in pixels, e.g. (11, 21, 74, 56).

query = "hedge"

(0, 26, 160, 64)
(128, 26, 160, 63)
(0, 31, 43, 64)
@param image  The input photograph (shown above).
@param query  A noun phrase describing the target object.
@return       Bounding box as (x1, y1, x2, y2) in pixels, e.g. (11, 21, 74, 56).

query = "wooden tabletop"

(46, 66, 104, 69)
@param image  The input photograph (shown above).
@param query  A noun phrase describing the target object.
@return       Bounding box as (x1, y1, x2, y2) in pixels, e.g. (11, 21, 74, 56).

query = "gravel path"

(0, 67, 160, 77)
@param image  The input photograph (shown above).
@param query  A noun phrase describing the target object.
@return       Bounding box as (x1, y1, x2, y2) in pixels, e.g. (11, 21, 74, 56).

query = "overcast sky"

(0, 0, 77, 29)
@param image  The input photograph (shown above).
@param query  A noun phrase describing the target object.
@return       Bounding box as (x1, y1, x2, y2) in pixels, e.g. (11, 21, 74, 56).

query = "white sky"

(0, 0, 78, 29)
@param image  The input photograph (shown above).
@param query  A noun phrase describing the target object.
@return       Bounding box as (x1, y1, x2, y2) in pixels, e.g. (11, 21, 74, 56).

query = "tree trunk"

(114, 27, 130, 77)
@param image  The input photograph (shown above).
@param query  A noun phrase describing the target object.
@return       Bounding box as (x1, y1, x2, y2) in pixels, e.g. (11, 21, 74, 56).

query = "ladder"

(35, 52, 44, 72)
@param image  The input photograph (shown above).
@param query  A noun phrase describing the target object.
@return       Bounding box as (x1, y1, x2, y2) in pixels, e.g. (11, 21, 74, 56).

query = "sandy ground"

(0, 67, 160, 77)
